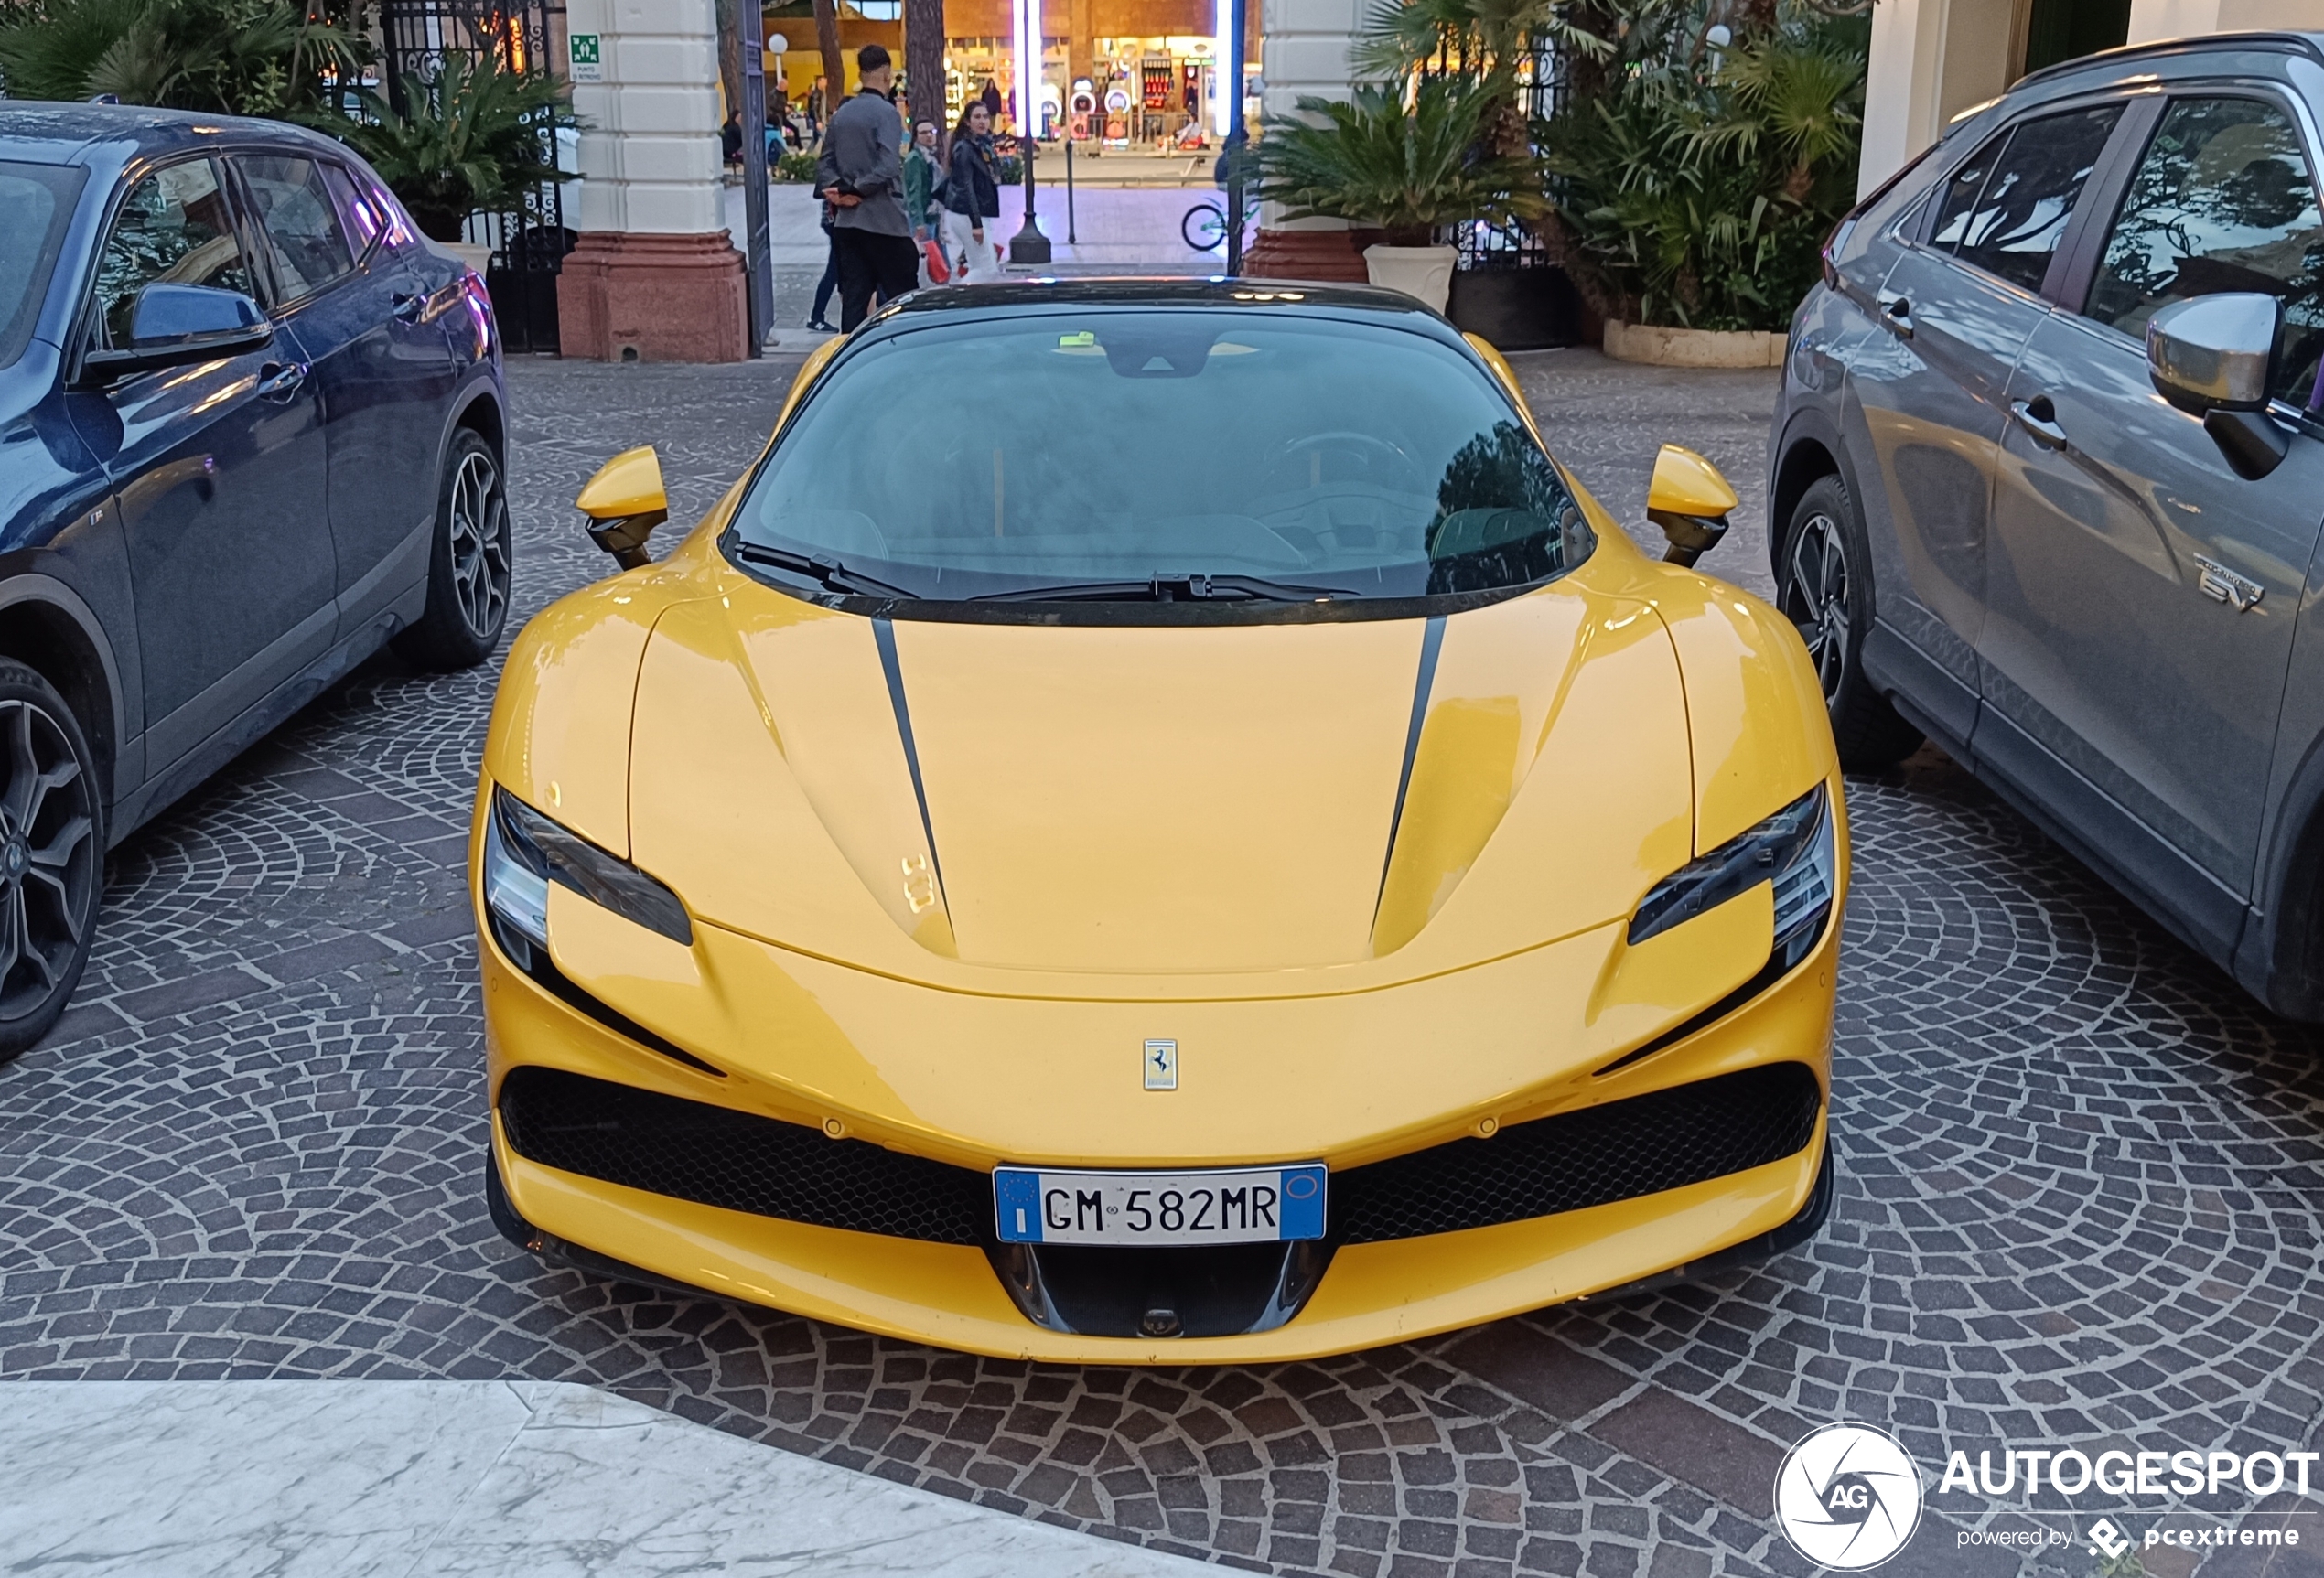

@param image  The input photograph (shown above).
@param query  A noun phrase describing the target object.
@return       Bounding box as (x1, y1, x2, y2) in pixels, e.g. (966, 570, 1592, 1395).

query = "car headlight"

(482, 786, 693, 967)
(1629, 784, 1835, 969)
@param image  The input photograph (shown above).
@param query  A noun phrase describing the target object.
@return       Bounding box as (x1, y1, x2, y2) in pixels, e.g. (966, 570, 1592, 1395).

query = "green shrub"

(1539, 6, 1868, 330)
(774, 148, 819, 181)
(0, 0, 357, 117)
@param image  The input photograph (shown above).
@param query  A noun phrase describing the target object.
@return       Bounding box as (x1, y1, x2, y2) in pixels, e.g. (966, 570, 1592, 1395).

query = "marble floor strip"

(0, 1379, 1216, 1576)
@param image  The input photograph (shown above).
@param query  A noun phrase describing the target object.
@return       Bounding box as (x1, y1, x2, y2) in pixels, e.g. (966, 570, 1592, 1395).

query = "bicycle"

(1180, 199, 1258, 253)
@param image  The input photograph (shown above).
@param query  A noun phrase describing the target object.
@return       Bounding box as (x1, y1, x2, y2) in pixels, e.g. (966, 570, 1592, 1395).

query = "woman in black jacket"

(941, 102, 1003, 283)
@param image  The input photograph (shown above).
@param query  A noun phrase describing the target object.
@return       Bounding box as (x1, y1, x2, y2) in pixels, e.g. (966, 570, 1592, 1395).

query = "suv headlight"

(1629, 784, 1835, 969)
(482, 786, 693, 969)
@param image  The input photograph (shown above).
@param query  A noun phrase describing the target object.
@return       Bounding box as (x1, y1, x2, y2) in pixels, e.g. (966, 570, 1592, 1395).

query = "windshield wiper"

(729, 541, 917, 598)
(974, 573, 1357, 604)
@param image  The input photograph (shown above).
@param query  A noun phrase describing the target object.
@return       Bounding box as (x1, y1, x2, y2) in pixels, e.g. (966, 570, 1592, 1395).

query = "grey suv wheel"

(0, 660, 102, 1062)
(1778, 475, 1922, 771)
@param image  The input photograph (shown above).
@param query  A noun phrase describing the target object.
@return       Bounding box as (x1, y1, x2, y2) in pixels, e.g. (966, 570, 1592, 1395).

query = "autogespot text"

(1939, 1446, 2320, 1498)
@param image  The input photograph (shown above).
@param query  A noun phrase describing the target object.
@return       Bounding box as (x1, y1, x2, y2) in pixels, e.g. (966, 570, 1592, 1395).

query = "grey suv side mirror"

(2146, 293, 2288, 480)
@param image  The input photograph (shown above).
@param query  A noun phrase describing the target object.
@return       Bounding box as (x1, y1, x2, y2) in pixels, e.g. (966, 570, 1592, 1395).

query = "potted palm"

(1254, 76, 1542, 312)
(335, 51, 575, 272)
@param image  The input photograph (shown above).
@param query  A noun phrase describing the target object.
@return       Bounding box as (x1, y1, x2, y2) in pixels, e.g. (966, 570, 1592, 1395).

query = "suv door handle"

(392, 289, 425, 323)
(1877, 292, 1913, 338)
(2011, 396, 2068, 450)
(256, 360, 307, 402)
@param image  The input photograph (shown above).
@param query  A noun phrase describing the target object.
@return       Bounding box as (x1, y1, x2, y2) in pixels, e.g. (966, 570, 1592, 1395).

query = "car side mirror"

(577, 445, 670, 569)
(80, 284, 272, 382)
(2148, 292, 2289, 481)
(1646, 444, 1739, 567)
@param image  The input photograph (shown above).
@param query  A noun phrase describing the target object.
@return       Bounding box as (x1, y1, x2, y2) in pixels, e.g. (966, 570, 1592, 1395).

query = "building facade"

(1861, 0, 2324, 192)
(559, 0, 750, 362)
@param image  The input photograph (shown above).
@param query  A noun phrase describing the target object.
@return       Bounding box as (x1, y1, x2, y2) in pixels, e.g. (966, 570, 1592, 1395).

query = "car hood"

(621, 574, 1698, 993)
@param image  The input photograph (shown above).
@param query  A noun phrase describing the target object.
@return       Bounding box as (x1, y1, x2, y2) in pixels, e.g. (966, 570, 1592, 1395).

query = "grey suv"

(1770, 30, 2324, 1018)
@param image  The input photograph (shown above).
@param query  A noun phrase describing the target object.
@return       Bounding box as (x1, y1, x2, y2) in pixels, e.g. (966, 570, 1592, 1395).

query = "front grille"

(497, 1067, 989, 1244)
(1333, 1062, 1823, 1244)
(500, 1062, 1819, 1270)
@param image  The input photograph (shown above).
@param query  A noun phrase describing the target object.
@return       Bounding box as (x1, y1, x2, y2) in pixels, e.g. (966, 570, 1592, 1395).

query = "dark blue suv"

(0, 104, 510, 1057)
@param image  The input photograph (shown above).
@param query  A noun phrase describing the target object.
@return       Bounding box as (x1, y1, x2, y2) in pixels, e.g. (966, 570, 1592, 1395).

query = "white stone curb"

(0, 1380, 1218, 1577)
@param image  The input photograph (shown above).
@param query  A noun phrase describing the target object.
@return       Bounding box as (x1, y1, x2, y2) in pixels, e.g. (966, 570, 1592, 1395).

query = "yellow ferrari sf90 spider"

(474, 280, 1844, 1361)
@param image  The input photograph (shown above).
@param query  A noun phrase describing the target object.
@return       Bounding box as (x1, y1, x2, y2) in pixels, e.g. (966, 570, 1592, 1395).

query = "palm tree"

(0, 0, 358, 116)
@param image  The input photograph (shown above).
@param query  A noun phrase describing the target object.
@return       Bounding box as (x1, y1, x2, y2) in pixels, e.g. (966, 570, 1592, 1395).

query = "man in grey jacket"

(813, 45, 920, 331)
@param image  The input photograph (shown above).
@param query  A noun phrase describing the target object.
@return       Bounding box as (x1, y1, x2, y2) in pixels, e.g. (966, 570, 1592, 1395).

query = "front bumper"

(479, 871, 1840, 1363)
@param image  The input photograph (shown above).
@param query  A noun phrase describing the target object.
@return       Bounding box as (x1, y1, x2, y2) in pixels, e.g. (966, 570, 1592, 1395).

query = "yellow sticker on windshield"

(1058, 331, 1095, 347)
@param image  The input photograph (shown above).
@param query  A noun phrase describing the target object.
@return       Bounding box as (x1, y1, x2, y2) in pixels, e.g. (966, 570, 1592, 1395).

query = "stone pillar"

(559, 0, 750, 362)
(1857, 0, 2024, 197)
(2126, 0, 2324, 38)
(1244, 0, 1373, 282)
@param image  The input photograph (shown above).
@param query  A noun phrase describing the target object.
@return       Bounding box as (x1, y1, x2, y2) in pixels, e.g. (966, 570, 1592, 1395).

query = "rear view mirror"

(577, 445, 670, 569)
(1646, 445, 1739, 567)
(2147, 295, 2289, 479)
(80, 284, 272, 381)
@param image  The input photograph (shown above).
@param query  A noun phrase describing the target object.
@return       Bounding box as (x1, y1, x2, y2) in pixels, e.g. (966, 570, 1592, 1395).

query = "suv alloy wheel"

(1778, 475, 1923, 770)
(0, 660, 102, 1061)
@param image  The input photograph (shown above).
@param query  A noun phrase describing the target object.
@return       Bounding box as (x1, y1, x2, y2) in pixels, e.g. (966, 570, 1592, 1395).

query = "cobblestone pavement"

(5, 348, 2323, 1578)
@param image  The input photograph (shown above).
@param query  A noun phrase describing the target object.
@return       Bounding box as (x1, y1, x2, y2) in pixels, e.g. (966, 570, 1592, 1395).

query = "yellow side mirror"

(576, 445, 670, 570)
(1645, 444, 1738, 567)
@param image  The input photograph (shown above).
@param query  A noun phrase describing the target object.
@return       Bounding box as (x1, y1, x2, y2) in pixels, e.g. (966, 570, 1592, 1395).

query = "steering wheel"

(1275, 431, 1422, 492)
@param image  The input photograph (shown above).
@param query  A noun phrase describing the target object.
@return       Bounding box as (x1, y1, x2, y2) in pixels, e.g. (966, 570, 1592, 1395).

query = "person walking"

(901, 118, 943, 281)
(941, 101, 1003, 284)
(807, 193, 839, 333)
(813, 44, 919, 331)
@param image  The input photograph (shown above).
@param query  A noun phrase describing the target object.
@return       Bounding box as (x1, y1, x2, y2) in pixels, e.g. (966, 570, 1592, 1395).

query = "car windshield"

(0, 161, 88, 372)
(727, 308, 1592, 606)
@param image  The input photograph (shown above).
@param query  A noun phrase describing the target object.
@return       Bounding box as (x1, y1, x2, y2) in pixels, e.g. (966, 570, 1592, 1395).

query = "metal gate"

(381, 0, 572, 353)
(1448, 34, 1579, 349)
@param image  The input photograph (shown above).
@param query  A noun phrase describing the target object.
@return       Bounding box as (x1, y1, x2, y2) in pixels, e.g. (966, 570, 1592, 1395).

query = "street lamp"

(1007, 0, 1051, 263)
(1222, 0, 1247, 274)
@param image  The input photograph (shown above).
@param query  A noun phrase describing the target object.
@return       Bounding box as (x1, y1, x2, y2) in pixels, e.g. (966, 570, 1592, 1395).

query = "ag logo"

(1773, 1422, 1923, 1569)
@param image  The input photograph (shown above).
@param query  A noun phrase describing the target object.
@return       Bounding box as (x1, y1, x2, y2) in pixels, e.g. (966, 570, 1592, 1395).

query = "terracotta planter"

(1362, 244, 1458, 314)
(1602, 320, 1788, 369)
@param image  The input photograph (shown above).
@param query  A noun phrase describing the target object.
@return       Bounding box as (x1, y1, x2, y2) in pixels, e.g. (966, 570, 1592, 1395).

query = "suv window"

(319, 161, 406, 258)
(1927, 103, 2124, 292)
(0, 161, 86, 370)
(238, 154, 356, 302)
(91, 158, 255, 349)
(2085, 96, 2324, 406)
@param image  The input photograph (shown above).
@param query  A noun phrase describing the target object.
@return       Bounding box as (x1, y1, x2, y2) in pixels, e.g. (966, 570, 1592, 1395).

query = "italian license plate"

(993, 1164, 1327, 1247)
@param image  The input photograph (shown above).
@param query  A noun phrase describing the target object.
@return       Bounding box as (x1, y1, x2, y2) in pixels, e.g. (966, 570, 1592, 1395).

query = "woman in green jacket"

(900, 120, 943, 264)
